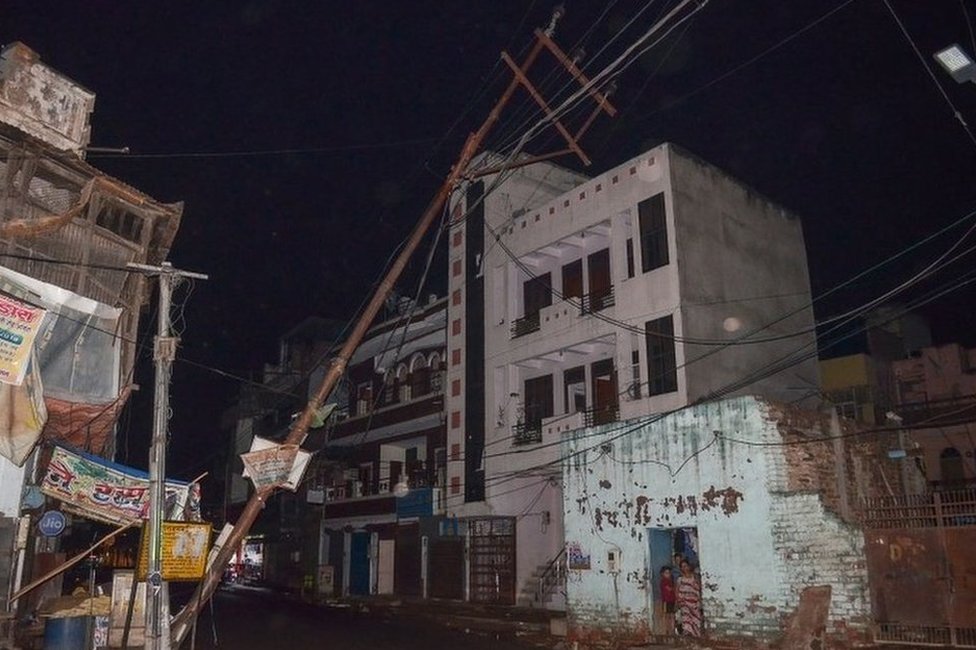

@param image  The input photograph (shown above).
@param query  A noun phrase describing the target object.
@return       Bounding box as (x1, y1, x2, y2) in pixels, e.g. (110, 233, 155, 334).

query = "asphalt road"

(186, 588, 546, 650)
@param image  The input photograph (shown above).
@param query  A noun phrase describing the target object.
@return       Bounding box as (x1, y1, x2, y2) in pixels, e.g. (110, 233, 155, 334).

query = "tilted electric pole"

(129, 261, 208, 650)
(171, 8, 616, 644)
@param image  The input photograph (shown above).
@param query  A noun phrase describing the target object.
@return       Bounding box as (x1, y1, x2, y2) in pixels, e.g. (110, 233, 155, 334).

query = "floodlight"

(934, 44, 976, 84)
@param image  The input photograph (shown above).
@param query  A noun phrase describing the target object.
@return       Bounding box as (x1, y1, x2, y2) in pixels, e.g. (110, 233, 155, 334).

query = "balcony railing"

(580, 286, 615, 314)
(895, 393, 976, 426)
(511, 311, 541, 338)
(513, 421, 543, 446)
(321, 476, 437, 503)
(583, 403, 620, 427)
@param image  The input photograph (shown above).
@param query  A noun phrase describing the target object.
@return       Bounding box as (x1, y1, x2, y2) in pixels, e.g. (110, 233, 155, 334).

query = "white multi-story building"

(445, 143, 819, 607)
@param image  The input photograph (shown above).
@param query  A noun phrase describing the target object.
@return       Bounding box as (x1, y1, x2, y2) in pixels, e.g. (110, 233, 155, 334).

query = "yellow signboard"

(0, 294, 45, 386)
(137, 521, 211, 581)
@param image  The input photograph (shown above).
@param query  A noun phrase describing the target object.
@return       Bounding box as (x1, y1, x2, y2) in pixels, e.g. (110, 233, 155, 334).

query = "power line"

(84, 136, 441, 160)
(464, 267, 976, 483)
(630, 0, 856, 130)
(882, 0, 976, 149)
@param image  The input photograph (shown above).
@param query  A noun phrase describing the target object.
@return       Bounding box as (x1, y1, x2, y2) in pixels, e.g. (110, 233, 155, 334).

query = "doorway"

(647, 527, 701, 637)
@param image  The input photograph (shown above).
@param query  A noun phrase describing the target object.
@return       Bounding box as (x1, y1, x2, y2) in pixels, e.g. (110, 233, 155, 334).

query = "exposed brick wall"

(563, 397, 889, 648)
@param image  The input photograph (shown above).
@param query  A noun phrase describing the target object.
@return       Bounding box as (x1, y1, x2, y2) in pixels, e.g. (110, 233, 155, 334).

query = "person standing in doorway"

(659, 566, 676, 634)
(676, 559, 702, 637)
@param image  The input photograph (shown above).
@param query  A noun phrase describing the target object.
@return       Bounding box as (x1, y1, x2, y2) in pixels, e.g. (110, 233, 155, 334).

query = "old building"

(222, 316, 345, 588)
(0, 42, 182, 610)
(891, 343, 976, 489)
(314, 296, 448, 598)
(444, 143, 819, 607)
(561, 396, 912, 646)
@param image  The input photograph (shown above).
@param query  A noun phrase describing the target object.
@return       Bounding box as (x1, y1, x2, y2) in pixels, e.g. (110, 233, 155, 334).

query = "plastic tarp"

(0, 264, 121, 404)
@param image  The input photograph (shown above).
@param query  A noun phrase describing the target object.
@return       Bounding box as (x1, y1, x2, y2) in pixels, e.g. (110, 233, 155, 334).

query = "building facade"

(222, 317, 346, 588)
(891, 343, 976, 489)
(314, 296, 449, 599)
(562, 396, 905, 646)
(445, 143, 820, 607)
(0, 42, 183, 615)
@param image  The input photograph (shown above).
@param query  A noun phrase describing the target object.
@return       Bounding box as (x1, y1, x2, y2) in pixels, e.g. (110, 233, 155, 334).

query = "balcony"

(580, 286, 615, 315)
(583, 403, 620, 427)
(542, 411, 585, 438)
(511, 311, 541, 339)
(513, 421, 543, 446)
(896, 394, 976, 427)
(318, 478, 445, 519)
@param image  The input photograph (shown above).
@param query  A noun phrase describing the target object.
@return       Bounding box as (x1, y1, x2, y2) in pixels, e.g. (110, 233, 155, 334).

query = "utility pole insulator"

(545, 4, 566, 37)
(153, 337, 178, 362)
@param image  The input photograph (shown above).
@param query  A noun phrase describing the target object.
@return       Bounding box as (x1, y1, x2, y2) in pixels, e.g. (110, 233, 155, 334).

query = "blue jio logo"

(38, 510, 66, 537)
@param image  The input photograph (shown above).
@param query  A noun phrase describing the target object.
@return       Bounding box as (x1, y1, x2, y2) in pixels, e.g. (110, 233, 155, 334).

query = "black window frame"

(638, 193, 669, 273)
(645, 315, 678, 396)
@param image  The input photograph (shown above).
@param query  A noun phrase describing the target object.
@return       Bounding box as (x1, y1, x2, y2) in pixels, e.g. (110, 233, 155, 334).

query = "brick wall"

(562, 396, 889, 647)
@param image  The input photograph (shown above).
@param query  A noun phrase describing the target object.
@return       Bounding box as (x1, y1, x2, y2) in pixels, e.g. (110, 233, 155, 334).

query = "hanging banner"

(0, 293, 45, 386)
(0, 348, 47, 465)
(240, 444, 299, 490)
(136, 521, 212, 581)
(240, 436, 310, 491)
(40, 446, 201, 526)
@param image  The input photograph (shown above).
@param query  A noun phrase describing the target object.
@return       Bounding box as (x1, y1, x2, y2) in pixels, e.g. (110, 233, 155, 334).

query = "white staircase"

(516, 548, 566, 610)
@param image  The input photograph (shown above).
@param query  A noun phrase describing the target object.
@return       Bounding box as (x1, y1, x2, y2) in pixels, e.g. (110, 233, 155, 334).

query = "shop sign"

(40, 445, 201, 525)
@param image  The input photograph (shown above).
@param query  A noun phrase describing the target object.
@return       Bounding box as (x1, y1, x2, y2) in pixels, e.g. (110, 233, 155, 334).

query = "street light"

(934, 44, 976, 84)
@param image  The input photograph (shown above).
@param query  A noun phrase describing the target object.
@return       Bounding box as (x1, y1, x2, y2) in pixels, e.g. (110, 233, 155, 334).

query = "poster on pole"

(136, 521, 212, 581)
(0, 293, 45, 386)
(240, 436, 311, 491)
(41, 446, 202, 525)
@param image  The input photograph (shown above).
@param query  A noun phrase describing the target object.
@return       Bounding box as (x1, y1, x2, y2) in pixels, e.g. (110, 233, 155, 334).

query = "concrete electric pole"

(129, 261, 208, 650)
(171, 6, 620, 642)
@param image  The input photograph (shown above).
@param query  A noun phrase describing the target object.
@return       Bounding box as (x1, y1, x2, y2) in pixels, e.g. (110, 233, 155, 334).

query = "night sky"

(5, 1, 976, 500)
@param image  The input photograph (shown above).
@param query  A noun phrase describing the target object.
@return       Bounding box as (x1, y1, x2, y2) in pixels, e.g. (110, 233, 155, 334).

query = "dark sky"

(5, 1, 976, 489)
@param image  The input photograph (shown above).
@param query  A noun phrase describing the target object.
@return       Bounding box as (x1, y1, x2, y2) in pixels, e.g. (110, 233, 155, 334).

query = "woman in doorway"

(676, 560, 702, 637)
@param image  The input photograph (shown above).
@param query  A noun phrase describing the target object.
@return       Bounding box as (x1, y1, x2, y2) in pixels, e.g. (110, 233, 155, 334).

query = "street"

(187, 588, 549, 650)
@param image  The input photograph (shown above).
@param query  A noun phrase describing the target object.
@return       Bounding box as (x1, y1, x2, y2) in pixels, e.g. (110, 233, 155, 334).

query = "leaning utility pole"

(172, 8, 615, 644)
(130, 261, 209, 650)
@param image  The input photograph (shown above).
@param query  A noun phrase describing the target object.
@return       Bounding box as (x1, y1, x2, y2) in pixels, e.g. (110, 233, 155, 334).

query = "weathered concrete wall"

(562, 396, 876, 646)
(668, 144, 820, 409)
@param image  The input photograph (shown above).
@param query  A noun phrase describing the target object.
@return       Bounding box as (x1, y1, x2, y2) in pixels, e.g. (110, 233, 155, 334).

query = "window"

(940, 447, 966, 484)
(513, 273, 551, 337)
(396, 364, 410, 402)
(356, 382, 373, 416)
(589, 358, 618, 425)
(638, 193, 668, 272)
(381, 369, 397, 406)
(429, 353, 444, 392)
(585, 248, 613, 312)
(410, 354, 430, 397)
(523, 273, 552, 316)
(519, 374, 553, 444)
(564, 366, 586, 414)
(625, 238, 635, 278)
(562, 260, 583, 301)
(645, 315, 677, 396)
(629, 348, 642, 399)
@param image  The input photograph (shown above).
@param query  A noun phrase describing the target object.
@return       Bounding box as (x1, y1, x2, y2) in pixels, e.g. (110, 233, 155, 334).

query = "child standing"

(659, 566, 676, 634)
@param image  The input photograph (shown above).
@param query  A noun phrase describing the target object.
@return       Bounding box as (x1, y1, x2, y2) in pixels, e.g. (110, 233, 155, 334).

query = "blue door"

(349, 532, 370, 596)
(648, 528, 673, 600)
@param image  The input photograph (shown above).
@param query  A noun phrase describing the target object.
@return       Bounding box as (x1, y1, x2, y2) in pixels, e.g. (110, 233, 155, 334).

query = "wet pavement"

(188, 586, 550, 650)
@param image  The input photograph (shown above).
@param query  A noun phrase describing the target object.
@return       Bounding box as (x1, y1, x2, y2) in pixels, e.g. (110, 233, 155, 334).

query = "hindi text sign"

(137, 521, 211, 581)
(0, 294, 44, 386)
